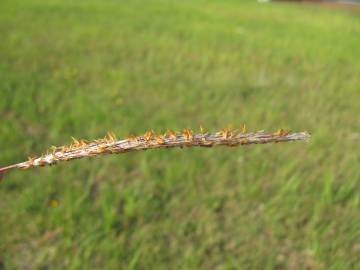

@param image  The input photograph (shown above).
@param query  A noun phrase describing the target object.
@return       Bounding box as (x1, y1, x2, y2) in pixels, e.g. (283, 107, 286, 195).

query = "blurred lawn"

(0, 0, 359, 269)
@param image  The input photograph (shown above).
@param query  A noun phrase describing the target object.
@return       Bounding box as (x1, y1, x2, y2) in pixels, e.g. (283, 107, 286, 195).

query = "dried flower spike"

(0, 127, 310, 174)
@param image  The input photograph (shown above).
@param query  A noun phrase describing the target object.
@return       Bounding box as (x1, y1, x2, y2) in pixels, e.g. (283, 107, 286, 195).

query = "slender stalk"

(0, 128, 310, 173)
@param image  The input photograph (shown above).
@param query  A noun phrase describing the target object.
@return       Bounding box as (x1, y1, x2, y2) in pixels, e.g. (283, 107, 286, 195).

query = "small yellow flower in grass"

(49, 199, 60, 208)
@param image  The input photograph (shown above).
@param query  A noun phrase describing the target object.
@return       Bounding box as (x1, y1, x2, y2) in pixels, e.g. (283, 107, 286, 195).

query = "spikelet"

(143, 130, 155, 142)
(156, 134, 165, 145)
(106, 131, 117, 143)
(27, 156, 36, 163)
(200, 125, 207, 134)
(219, 127, 231, 139)
(165, 129, 177, 139)
(274, 128, 289, 137)
(0, 127, 310, 174)
(182, 128, 193, 140)
(126, 134, 136, 141)
(71, 137, 81, 147)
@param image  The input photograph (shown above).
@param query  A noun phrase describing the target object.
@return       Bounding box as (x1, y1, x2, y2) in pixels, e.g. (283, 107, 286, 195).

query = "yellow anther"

(144, 130, 155, 141)
(107, 131, 117, 142)
(241, 123, 247, 133)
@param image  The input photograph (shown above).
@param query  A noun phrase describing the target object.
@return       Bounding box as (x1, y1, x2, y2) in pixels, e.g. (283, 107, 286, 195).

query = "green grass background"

(0, 0, 359, 269)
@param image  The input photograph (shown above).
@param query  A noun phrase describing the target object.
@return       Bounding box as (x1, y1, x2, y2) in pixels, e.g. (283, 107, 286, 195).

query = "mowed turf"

(0, 0, 359, 269)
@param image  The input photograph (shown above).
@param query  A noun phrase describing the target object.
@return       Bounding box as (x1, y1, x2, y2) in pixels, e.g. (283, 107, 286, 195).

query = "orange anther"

(182, 128, 193, 140)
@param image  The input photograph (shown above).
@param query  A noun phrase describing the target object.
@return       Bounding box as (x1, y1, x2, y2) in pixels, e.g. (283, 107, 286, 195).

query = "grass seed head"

(0, 127, 310, 174)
